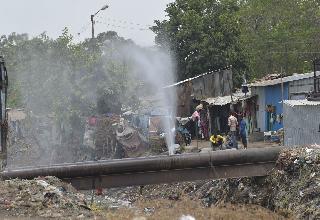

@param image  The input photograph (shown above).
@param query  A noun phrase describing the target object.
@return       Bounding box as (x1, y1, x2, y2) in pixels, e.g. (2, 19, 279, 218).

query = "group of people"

(210, 112, 248, 150)
(191, 105, 248, 151)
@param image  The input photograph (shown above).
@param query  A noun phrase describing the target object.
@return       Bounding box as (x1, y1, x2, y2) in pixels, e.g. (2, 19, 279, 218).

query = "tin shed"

(283, 100, 320, 146)
(250, 72, 318, 132)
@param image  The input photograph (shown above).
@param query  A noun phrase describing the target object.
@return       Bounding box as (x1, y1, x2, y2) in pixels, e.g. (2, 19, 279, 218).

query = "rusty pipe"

(1, 147, 281, 180)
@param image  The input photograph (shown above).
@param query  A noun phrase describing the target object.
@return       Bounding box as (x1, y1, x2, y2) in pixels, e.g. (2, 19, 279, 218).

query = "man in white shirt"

(228, 112, 238, 149)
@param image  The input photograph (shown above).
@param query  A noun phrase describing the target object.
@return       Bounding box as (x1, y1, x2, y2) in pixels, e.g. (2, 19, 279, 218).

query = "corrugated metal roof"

(284, 99, 320, 107)
(205, 96, 233, 106)
(204, 90, 252, 106)
(164, 67, 231, 88)
(250, 72, 319, 87)
(164, 72, 209, 88)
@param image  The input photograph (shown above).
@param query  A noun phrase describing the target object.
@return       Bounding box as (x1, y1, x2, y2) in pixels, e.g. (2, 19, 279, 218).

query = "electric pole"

(91, 15, 95, 39)
(90, 4, 109, 39)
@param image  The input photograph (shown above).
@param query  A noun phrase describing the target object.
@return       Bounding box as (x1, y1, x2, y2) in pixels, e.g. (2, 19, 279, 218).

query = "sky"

(0, 0, 174, 46)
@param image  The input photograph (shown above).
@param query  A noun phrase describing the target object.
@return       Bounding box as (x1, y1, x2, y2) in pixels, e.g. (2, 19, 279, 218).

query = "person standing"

(199, 108, 209, 140)
(228, 112, 238, 149)
(239, 116, 248, 149)
(192, 109, 200, 137)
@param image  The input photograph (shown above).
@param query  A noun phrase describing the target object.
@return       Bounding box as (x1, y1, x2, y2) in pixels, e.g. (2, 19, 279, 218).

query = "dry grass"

(102, 197, 294, 220)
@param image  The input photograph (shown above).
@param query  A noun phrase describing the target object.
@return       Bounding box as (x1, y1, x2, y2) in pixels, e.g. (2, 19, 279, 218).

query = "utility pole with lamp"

(91, 4, 109, 39)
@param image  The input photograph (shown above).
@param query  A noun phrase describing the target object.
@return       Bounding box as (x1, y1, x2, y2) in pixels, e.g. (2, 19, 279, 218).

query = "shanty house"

(250, 72, 318, 132)
(203, 90, 255, 134)
(165, 68, 233, 117)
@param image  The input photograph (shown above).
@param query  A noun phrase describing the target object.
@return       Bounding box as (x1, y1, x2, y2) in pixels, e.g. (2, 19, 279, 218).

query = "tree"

(239, 0, 320, 78)
(1, 29, 150, 120)
(152, 0, 248, 85)
(0, 29, 152, 147)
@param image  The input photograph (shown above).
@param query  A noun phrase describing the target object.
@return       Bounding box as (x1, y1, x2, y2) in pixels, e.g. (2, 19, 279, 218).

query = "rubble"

(0, 176, 93, 218)
(1, 146, 319, 219)
(102, 146, 320, 219)
(94, 115, 120, 159)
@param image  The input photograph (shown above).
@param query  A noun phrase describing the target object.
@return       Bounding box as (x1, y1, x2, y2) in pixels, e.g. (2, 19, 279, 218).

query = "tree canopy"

(0, 29, 143, 126)
(152, 0, 247, 84)
(152, 0, 320, 83)
(2, 0, 320, 114)
(240, 0, 320, 78)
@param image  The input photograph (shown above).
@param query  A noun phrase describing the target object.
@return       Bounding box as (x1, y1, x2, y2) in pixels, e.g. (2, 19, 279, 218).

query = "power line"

(95, 20, 152, 31)
(75, 17, 153, 41)
(95, 15, 153, 28)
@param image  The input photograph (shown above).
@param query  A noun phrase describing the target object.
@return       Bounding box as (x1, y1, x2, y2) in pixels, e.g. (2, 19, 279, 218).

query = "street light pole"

(91, 15, 95, 39)
(90, 4, 109, 39)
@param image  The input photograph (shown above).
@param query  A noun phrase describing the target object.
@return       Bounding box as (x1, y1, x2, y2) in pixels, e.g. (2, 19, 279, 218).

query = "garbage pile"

(94, 115, 120, 159)
(116, 125, 148, 158)
(2, 146, 319, 219)
(0, 176, 93, 218)
(103, 146, 320, 220)
(204, 146, 320, 219)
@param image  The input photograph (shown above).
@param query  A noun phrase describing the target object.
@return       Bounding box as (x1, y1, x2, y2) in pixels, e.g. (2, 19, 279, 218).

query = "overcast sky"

(1, 0, 173, 46)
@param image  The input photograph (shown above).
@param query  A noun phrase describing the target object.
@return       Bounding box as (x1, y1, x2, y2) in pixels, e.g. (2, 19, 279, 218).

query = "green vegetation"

(151, 0, 246, 84)
(0, 29, 139, 114)
(240, 0, 320, 79)
(2, 0, 320, 116)
(152, 0, 320, 83)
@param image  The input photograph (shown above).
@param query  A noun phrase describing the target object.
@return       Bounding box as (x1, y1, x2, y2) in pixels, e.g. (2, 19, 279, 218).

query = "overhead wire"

(75, 15, 155, 41)
(94, 15, 153, 31)
(96, 20, 152, 31)
(104, 17, 152, 28)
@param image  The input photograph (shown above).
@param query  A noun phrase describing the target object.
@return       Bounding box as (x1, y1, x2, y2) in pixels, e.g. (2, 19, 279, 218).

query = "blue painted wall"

(264, 83, 289, 131)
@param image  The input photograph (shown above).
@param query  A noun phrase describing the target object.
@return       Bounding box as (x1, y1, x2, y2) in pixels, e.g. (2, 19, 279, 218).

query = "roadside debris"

(0, 176, 92, 218)
(101, 146, 319, 220)
(0, 146, 318, 219)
